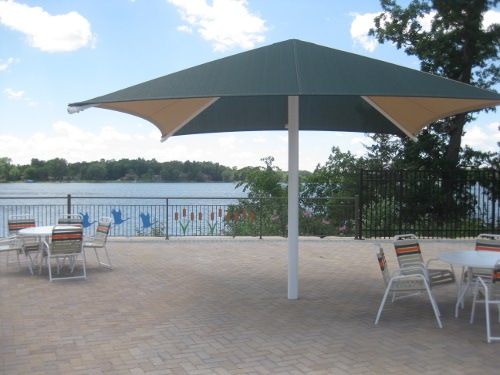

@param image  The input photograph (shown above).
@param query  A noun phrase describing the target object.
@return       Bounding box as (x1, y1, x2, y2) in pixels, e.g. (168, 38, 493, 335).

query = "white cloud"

(217, 134, 238, 147)
(0, 56, 15, 71)
(167, 0, 267, 51)
(483, 10, 500, 29)
(252, 135, 266, 143)
(0, 0, 95, 52)
(349, 12, 379, 52)
(3, 87, 24, 99)
(463, 122, 500, 151)
(177, 25, 192, 33)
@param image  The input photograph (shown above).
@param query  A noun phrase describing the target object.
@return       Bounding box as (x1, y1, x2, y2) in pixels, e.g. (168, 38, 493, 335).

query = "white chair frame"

(374, 244, 442, 328)
(470, 260, 500, 343)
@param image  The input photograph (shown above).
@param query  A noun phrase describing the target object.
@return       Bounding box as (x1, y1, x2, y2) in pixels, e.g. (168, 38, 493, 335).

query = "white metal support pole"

(288, 96, 299, 300)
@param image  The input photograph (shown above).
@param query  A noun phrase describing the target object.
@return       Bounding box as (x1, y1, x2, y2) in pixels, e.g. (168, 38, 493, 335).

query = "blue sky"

(1, 0, 499, 171)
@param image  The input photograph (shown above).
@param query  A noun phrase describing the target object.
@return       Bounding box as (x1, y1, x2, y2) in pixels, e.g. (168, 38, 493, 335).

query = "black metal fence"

(0, 195, 359, 239)
(4, 168, 496, 239)
(359, 169, 499, 238)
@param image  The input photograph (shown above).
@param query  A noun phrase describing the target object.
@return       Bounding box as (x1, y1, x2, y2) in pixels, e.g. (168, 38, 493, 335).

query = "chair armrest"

(426, 257, 454, 271)
(391, 265, 429, 279)
(0, 236, 22, 248)
(400, 260, 426, 269)
(475, 276, 489, 290)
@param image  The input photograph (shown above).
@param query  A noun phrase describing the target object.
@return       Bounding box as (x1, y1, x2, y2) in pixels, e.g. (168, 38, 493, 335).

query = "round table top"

(18, 226, 55, 236)
(439, 250, 500, 268)
(18, 225, 82, 236)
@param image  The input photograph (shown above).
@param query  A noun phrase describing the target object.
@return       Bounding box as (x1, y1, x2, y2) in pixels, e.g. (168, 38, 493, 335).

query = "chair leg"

(24, 253, 34, 275)
(92, 246, 112, 269)
(5, 250, 22, 271)
(485, 296, 491, 344)
(48, 255, 53, 282)
(470, 290, 478, 324)
(423, 282, 442, 328)
(15, 251, 21, 271)
(375, 280, 393, 324)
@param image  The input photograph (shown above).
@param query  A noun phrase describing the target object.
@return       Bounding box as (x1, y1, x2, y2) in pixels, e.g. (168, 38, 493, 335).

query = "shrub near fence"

(0, 195, 359, 238)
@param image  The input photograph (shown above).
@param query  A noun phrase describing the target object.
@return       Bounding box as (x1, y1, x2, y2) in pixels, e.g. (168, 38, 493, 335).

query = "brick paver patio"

(1, 237, 498, 374)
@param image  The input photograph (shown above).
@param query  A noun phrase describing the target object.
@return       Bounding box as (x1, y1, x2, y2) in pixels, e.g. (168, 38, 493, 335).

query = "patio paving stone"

(1, 237, 498, 374)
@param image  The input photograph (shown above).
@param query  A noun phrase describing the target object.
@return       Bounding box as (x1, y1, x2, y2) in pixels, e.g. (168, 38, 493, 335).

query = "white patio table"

(439, 250, 500, 318)
(18, 226, 55, 274)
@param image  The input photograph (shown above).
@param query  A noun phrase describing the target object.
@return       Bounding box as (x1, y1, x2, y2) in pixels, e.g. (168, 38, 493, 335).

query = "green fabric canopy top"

(68, 39, 500, 142)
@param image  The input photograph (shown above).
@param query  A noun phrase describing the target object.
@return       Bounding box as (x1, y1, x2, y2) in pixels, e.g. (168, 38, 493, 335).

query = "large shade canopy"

(68, 39, 500, 299)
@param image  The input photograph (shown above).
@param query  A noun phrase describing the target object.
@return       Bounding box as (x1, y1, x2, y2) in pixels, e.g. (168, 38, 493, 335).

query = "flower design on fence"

(174, 208, 191, 235)
(174, 207, 227, 236)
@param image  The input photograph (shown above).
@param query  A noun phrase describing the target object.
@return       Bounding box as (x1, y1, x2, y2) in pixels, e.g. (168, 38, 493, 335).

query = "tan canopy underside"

(97, 97, 219, 141)
(96, 96, 500, 142)
(365, 96, 500, 140)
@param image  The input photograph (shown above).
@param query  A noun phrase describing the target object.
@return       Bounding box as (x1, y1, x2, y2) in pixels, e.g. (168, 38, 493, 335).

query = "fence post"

(491, 170, 497, 233)
(165, 198, 169, 240)
(354, 195, 361, 239)
(259, 198, 263, 239)
(358, 169, 364, 238)
(67, 194, 71, 214)
(398, 170, 404, 235)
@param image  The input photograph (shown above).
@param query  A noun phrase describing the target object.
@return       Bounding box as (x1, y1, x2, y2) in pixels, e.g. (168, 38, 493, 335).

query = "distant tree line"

(0, 157, 229, 182)
(0, 156, 312, 183)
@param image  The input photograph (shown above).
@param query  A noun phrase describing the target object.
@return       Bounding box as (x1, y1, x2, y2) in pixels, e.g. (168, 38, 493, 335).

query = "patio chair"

(57, 213, 84, 225)
(20, 235, 41, 275)
(467, 234, 500, 281)
(470, 260, 500, 343)
(0, 236, 23, 271)
(7, 215, 36, 269)
(393, 234, 456, 288)
(374, 244, 442, 328)
(43, 225, 86, 282)
(84, 217, 112, 269)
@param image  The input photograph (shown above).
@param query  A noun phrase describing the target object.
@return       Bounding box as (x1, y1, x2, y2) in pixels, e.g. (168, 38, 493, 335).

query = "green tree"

(233, 157, 288, 236)
(23, 166, 37, 181)
(302, 147, 365, 198)
(85, 163, 107, 181)
(46, 158, 68, 181)
(161, 161, 183, 181)
(0, 157, 12, 181)
(370, 0, 500, 168)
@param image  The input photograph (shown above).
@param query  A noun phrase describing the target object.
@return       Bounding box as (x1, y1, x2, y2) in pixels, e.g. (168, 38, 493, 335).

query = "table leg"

(455, 266, 472, 318)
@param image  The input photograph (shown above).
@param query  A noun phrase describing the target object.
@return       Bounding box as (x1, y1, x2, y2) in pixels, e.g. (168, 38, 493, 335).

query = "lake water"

(1, 182, 246, 198)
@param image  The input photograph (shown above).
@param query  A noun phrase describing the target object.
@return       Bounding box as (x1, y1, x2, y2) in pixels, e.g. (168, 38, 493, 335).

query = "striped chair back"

(393, 234, 423, 267)
(94, 218, 112, 245)
(51, 225, 83, 255)
(375, 244, 390, 285)
(58, 214, 84, 226)
(475, 234, 500, 252)
(8, 216, 35, 235)
(493, 262, 500, 284)
(491, 261, 500, 300)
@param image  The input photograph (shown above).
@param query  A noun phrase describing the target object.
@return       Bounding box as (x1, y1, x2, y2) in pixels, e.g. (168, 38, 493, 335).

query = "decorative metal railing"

(0, 195, 360, 239)
(359, 169, 499, 238)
